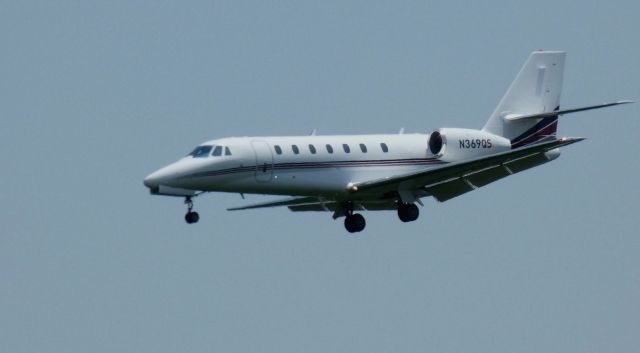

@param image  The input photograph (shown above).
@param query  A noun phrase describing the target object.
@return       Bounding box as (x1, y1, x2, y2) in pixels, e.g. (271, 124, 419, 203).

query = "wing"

(351, 137, 584, 202)
(228, 195, 398, 217)
(227, 196, 322, 211)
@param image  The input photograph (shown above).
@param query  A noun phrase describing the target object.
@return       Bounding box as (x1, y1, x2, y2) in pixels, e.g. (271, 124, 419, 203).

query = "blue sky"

(1, 1, 639, 352)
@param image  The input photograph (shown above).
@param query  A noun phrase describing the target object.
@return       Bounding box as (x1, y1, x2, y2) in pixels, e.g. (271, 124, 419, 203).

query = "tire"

(398, 203, 419, 222)
(351, 213, 366, 232)
(185, 211, 200, 224)
(344, 214, 366, 233)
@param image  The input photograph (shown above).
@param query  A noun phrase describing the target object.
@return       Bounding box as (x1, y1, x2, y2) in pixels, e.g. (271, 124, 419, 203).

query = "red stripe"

(512, 121, 558, 148)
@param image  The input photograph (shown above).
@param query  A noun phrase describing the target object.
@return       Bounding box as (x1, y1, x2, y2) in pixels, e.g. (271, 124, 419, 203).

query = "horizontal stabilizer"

(504, 100, 634, 121)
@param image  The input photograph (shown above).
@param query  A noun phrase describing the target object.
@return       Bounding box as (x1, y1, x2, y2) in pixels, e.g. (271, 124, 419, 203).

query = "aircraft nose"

(144, 160, 195, 191)
(144, 165, 176, 190)
(143, 170, 162, 190)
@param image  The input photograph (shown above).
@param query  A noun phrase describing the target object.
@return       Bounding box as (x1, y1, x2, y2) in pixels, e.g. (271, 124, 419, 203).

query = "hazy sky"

(1, 1, 639, 352)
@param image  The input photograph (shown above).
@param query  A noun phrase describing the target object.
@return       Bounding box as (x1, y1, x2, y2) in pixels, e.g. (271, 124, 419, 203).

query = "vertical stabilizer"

(482, 51, 566, 147)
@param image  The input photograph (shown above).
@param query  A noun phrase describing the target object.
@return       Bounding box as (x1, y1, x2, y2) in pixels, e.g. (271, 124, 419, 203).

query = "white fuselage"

(142, 51, 629, 232)
(144, 133, 443, 199)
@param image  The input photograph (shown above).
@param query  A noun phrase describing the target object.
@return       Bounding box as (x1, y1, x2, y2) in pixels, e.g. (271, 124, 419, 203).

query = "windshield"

(187, 145, 213, 158)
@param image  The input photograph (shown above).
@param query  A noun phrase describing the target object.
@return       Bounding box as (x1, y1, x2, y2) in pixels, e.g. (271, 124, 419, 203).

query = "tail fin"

(482, 51, 566, 148)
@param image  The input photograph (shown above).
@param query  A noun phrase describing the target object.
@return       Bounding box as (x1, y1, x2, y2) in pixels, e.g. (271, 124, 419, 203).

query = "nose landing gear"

(184, 196, 199, 224)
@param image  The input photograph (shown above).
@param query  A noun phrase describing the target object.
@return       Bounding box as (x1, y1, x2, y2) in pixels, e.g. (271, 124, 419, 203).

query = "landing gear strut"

(397, 203, 419, 222)
(343, 202, 366, 233)
(184, 196, 199, 224)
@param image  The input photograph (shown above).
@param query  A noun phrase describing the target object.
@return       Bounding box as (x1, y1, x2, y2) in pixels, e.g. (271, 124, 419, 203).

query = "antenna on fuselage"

(398, 127, 404, 134)
(310, 129, 317, 136)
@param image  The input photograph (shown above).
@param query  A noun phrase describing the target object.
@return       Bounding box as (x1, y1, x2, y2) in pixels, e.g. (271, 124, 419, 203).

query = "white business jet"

(144, 51, 632, 233)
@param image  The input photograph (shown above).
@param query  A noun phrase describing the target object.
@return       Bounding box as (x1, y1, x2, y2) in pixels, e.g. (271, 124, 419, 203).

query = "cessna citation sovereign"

(144, 51, 632, 233)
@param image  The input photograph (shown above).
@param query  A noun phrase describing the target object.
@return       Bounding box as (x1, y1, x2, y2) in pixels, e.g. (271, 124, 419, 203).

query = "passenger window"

(326, 144, 334, 154)
(292, 145, 300, 154)
(308, 144, 317, 154)
(212, 146, 223, 157)
(381, 143, 389, 153)
(343, 144, 350, 153)
(274, 145, 282, 155)
(225, 147, 232, 156)
(359, 143, 367, 153)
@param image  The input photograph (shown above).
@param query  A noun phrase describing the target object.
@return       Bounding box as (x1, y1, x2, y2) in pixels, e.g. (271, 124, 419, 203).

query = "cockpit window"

(188, 145, 213, 158)
(212, 146, 223, 156)
(225, 147, 232, 156)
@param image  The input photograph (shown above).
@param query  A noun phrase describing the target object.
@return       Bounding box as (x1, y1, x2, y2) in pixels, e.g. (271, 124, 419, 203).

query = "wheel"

(397, 203, 419, 222)
(185, 211, 200, 224)
(344, 213, 366, 233)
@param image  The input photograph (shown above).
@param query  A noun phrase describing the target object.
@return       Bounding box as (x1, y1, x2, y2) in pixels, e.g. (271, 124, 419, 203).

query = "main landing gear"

(341, 201, 420, 233)
(344, 213, 366, 233)
(184, 196, 199, 224)
(397, 202, 419, 222)
(343, 202, 366, 233)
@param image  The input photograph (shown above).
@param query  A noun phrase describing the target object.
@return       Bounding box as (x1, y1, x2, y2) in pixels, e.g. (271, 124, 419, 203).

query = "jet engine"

(428, 128, 511, 162)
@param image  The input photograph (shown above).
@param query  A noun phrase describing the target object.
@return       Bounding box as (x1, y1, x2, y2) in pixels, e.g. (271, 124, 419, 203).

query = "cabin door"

(250, 141, 274, 182)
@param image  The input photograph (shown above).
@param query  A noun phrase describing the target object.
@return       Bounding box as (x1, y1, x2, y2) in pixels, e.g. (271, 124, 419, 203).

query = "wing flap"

(464, 165, 512, 187)
(504, 151, 550, 173)
(426, 177, 475, 202)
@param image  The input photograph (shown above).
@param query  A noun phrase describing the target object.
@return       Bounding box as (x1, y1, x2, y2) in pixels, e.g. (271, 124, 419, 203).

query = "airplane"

(143, 50, 632, 233)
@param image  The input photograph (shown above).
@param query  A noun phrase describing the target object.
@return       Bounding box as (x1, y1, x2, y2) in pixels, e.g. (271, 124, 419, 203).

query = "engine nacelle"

(428, 128, 511, 162)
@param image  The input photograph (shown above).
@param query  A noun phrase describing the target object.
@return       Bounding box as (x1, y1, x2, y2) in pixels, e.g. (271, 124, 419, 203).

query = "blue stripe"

(187, 158, 445, 178)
